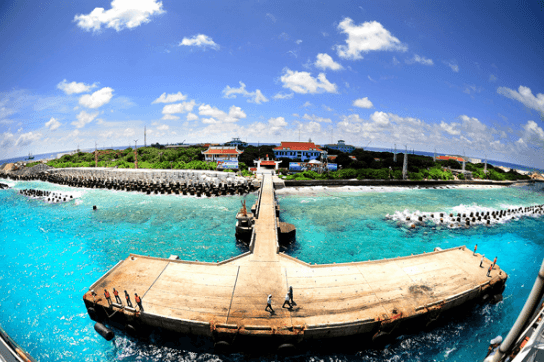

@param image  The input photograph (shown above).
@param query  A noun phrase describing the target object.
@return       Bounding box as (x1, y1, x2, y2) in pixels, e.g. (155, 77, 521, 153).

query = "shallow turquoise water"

(1, 181, 544, 361)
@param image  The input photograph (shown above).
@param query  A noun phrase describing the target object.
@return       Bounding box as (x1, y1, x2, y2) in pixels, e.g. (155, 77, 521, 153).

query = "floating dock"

(83, 174, 507, 352)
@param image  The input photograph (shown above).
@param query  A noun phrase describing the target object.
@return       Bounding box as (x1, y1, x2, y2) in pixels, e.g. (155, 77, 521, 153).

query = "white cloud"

(295, 39, 302, 44)
(156, 124, 169, 131)
(405, 54, 433, 66)
(72, 110, 99, 128)
(301, 101, 313, 108)
(179, 34, 219, 50)
(0, 132, 15, 148)
(162, 114, 179, 120)
(45, 117, 61, 131)
(302, 114, 332, 123)
(392, 56, 400, 65)
(202, 118, 216, 124)
(15, 131, 41, 147)
(273, 92, 294, 100)
(268, 117, 288, 128)
(322, 105, 334, 112)
(443, 60, 459, 72)
(497, 85, 544, 115)
(124, 128, 135, 137)
(440, 121, 460, 135)
(280, 68, 337, 94)
(79, 87, 114, 108)
(161, 100, 197, 118)
(68, 130, 80, 139)
(353, 97, 374, 109)
(463, 84, 483, 95)
(198, 104, 246, 123)
(314, 53, 343, 71)
(489, 74, 497, 82)
(266, 13, 276, 23)
(222, 81, 269, 104)
(335, 18, 407, 60)
(369, 111, 390, 126)
(522, 120, 544, 143)
(152, 92, 187, 104)
(186, 113, 198, 121)
(73, 0, 164, 32)
(57, 79, 97, 95)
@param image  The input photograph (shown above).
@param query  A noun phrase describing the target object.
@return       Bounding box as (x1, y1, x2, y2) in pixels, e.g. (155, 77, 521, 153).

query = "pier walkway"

(84, 174, 507, 347)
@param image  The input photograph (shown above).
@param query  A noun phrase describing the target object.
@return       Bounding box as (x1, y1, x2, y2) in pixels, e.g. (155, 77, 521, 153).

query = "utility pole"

(402, 145, 408, 180)
(393, 144, 397, 162)
(134, 140, 138, 169)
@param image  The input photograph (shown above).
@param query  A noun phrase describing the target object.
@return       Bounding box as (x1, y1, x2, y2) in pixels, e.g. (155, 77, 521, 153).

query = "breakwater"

(387, 204, 544, 229)
(0, 167, 259, 197)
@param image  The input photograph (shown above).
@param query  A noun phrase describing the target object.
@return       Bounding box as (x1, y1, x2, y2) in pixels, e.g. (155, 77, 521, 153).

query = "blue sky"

(1, 0, 544, 167)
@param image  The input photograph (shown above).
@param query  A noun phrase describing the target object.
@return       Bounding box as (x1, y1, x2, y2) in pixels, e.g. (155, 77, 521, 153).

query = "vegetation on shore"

(281, 149, 531, 181)
(24, 144, 530, 181)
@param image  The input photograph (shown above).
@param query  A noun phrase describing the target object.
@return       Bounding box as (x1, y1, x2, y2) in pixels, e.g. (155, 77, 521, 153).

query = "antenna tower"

(402, 145, 408, 180)
(393, 144, 397, 162)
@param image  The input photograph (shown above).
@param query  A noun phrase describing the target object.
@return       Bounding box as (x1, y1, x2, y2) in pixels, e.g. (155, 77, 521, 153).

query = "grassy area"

(45, 146, 220, 170)
(282, 149, 530, 181)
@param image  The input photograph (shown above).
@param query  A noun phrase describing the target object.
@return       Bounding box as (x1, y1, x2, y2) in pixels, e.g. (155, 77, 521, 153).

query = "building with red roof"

(273, 141, 323, 162)
(436, 155, 464, 162)
(202, 146, 243, 162)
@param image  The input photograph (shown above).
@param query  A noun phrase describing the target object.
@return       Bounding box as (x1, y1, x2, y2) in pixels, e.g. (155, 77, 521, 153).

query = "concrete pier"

(83, 174, 507, 351)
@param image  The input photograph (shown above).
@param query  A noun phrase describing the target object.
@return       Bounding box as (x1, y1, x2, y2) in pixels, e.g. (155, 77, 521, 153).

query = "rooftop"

(273, 142, 323, 152)
(202, 146, 243, 155)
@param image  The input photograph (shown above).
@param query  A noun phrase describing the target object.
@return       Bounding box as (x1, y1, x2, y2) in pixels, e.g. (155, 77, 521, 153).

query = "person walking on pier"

(480, 254, 485, 268)
(282, 293, 292, 309)
(265, 294, 274, 313)
(473, 244, 478, 256)
(289, 286, 296, 306)
(492, 256, 497, 269)
(113, 288, 122, 304)
(135, 293, 143, 312)
(124, 290, 133, 308)
(487, 264, 493, 277)
(104, 289, 112, 305)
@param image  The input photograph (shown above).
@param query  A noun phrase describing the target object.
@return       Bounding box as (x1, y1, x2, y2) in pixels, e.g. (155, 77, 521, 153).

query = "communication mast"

(393, 144, 397, 162)
(402, 145, 408, 180)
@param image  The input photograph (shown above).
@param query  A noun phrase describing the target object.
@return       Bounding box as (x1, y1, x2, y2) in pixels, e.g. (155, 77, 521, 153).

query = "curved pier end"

(82, 174, 507, 349)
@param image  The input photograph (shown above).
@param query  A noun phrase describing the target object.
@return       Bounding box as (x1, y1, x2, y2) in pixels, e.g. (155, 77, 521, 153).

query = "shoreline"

(275, 183, 508, 195)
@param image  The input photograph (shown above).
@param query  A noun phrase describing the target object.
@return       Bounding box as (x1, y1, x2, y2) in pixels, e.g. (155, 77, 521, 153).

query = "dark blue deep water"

(1, 181, 544, 361)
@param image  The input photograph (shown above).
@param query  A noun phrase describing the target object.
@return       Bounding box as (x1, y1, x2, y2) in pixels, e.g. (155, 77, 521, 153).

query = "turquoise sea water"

(1, 181, 544, 361)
